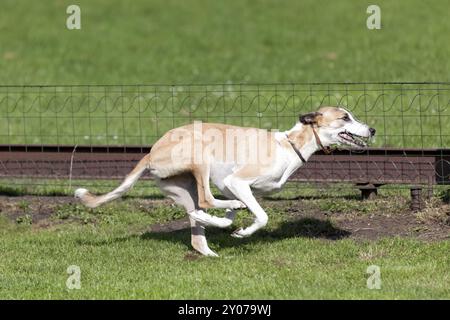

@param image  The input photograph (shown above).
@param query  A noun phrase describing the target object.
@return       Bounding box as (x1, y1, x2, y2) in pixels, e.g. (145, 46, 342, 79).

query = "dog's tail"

(74, 154, 151, 208)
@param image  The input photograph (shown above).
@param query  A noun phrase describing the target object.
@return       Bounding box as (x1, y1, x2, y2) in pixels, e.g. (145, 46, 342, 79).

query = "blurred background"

(0, 0, 448, 84)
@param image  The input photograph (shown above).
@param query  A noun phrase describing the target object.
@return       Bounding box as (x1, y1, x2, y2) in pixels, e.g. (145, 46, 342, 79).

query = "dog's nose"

(369, 128, 376, 136)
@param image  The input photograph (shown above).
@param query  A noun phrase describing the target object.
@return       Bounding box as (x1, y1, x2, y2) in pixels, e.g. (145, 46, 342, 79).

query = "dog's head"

(299, 106, 375, 148)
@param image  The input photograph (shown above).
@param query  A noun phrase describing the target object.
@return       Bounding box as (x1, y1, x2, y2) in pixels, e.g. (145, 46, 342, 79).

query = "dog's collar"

(285, 125, 331, 162)
(285, 134, 307, 163)
(311, 125, 332, 155)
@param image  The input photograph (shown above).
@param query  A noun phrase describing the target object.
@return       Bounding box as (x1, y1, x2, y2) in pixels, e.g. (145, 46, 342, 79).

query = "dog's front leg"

(224, 176, 268, 238)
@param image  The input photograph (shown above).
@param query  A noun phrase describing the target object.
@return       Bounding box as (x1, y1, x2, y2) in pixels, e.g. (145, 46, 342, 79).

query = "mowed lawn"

(0, 192, 449, 299)
(0, 0, 449, 84)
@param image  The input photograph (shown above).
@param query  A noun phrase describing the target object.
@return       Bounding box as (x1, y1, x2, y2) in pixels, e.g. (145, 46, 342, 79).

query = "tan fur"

(316, 106, 347, 127)
(77, 154, 151, 208)
(287, 125, 313, 151)
(75, 106, 374, 256)
(148, 123, 278, 206)
(76, 190, 98, 207)
(133, 122, 316, 205)
(77, 107, 349, 209)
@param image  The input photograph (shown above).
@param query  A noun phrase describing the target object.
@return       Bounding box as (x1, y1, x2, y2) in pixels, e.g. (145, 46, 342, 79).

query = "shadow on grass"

(140, 217, 351, 252)
(263, 194, 362, 201)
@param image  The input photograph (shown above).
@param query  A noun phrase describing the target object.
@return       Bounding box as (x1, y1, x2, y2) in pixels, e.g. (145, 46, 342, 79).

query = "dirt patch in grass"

(0, 195, 171, 228)
(283, 199, 450, 242)
(0, 195, 448, 241)
(149, 217, 190, 233)
(183, 251, 202, 261)
(147, 197, 449, 242)
(336, 212, 449, 241)
(0, 196, 75, 227)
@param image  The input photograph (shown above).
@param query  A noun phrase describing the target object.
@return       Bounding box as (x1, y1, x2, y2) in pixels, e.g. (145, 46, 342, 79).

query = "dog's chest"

(249, 166, 288, 194)
(210, 154, 292, 195)
(210, 162, 236, 190)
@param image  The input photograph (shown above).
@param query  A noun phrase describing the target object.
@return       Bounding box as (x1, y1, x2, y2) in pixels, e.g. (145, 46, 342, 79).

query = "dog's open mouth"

(338, 131, 370, 148)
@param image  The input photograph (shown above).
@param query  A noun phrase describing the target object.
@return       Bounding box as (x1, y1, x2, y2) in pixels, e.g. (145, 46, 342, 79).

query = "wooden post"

(410, 187, 423, 211)
(357, 183, 379, 200)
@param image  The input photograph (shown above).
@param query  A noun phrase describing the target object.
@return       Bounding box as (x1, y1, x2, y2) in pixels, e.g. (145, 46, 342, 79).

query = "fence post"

(357, 183, 379, 200)
(410, 186, 423, 211)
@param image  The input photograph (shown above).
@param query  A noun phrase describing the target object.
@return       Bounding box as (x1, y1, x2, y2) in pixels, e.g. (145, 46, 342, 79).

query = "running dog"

(75, 106, 375, 256)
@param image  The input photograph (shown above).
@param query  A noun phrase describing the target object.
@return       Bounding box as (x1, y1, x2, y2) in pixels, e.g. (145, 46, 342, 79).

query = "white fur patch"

(74, 188, 88, 198)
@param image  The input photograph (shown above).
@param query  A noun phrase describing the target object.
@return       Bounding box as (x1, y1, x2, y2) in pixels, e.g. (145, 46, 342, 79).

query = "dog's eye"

(341, 114, 351, 122)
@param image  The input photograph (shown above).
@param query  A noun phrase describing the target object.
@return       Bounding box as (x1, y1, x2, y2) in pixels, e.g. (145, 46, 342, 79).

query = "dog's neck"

(284, 123, 320, 162)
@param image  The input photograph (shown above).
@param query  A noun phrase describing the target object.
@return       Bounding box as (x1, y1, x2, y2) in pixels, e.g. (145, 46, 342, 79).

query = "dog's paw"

(230, 200, 246, 209)
(231, 228, 249, 238)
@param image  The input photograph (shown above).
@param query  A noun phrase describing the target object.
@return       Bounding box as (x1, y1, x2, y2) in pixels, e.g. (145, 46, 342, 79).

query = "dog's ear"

(299, 112, 322, 125)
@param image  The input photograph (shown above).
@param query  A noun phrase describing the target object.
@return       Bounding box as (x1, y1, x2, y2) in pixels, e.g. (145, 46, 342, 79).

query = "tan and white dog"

(75, 106, 375, 256)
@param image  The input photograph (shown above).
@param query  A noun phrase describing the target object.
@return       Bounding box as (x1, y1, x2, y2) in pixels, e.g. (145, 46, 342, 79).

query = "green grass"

(0, 179, 448, 299)
(0, 177, 443, 200)
(0, 197, 449, 299)
(1, 0, 449, 84)
(1, 83, 449, 148)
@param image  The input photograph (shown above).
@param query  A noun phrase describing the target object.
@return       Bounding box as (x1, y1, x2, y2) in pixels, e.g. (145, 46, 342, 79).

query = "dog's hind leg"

(192, 165, 246, 210)
(156, 173, 231, 257)
(189, 218, 218, 257)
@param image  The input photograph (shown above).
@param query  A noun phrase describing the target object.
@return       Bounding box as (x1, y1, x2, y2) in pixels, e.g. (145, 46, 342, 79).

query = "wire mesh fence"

(0, 82, 449, 198)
